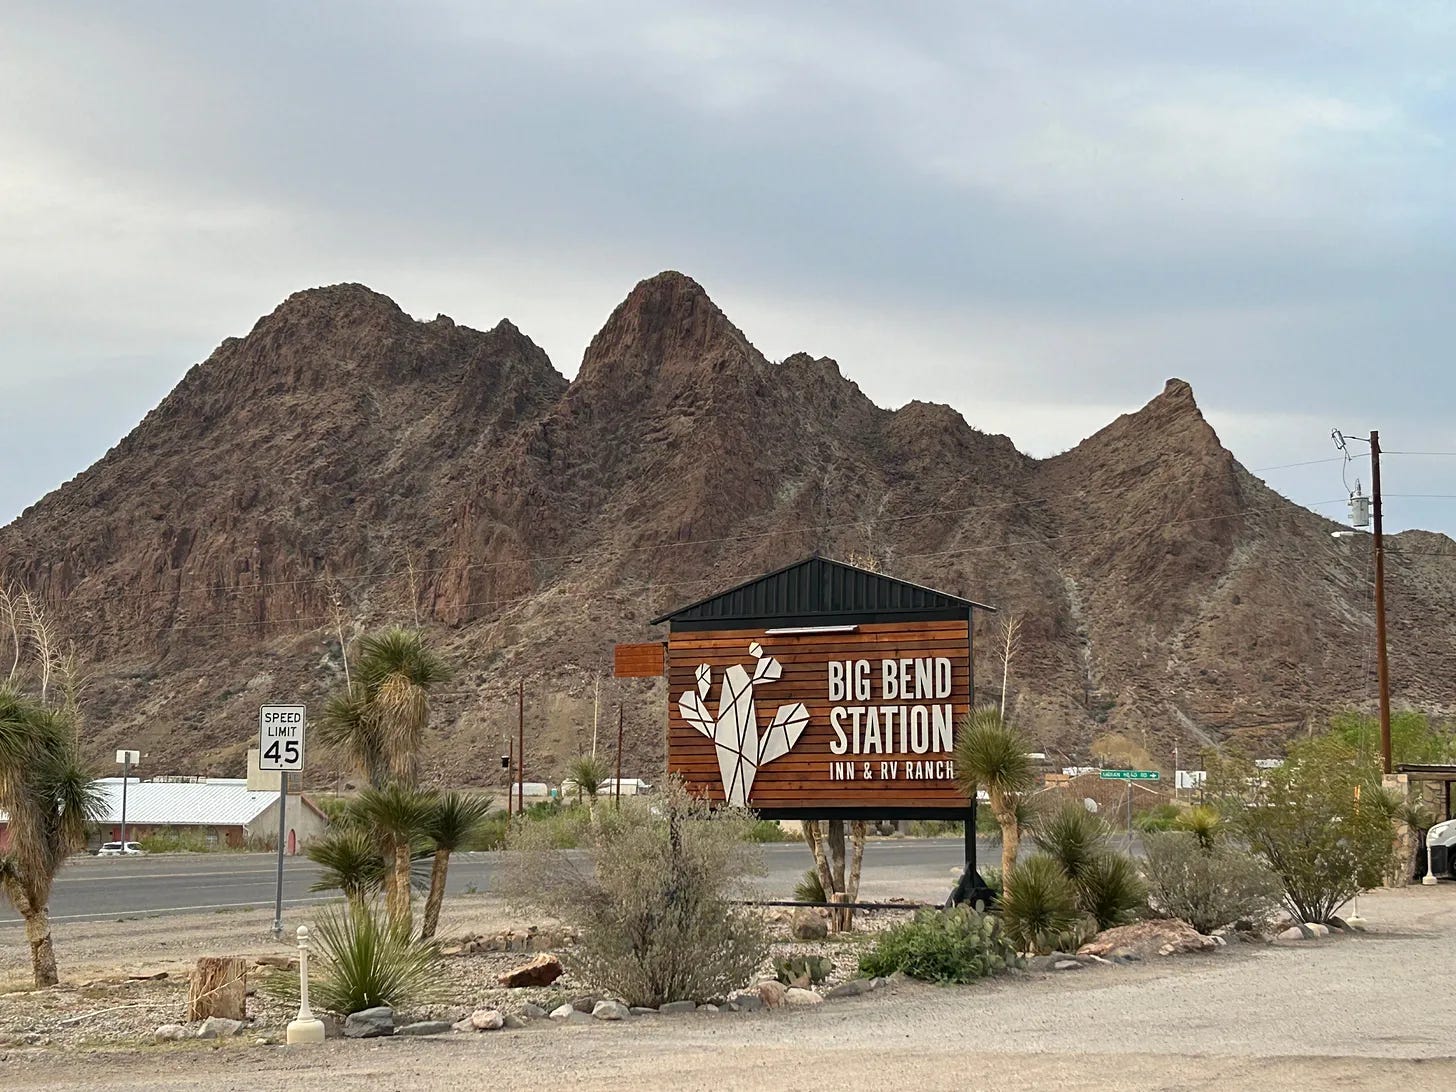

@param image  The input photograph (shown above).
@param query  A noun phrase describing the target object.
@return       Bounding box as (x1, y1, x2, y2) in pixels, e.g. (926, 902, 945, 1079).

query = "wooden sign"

(666, 620, 970, 813)
(614, 641, 666, 678)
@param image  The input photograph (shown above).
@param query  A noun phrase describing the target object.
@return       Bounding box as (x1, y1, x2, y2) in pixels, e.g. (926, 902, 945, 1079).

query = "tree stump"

(187, 956, 247, 1022)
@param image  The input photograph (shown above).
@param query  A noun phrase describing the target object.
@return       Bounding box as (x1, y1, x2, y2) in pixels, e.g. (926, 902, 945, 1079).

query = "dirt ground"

(2, 886, 1454, 1090)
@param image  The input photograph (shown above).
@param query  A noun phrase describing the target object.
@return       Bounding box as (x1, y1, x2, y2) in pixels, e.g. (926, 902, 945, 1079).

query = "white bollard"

(286, 925, 326, 1045)
(1423, 842, 1439, 886)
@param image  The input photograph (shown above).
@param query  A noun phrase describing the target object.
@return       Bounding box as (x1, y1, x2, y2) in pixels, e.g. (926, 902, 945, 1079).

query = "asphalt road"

(1, 838, 986, 924)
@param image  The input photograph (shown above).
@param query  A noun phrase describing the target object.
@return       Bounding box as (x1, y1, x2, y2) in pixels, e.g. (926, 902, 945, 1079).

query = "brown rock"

(755, 980, 788, 1009)
(497, 953, 564, 988)
(1078, 919, 1218, 960)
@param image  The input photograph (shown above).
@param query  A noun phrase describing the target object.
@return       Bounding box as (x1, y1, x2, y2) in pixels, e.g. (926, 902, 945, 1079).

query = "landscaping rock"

(725, 989, 763, 1012)
(784, 988, 823, 1006)
(497, 953, 565, 989)
(697, 1004, 720, 1014)
(629, 1007, 658, 1016)
(396, 1021, 453, 1037)
(825, 979, 874, 999)
(571, 994, 601, 1013)
(1277, 925, 1314, 942)
(1078, 919, 1217, 960)
(755, 980, 788, 1009)
(154, 1024, 188, 1043)
(502, 1015, 527, 1029)
(790, 909, 829, 941)
(659, 1000, 697, 1015)
(549, 1004, 576, 1020)
(592, 1001, 631, 1021)
(1305, 923, 1331, 938)
(469, 1009, 504, 1031)
(196, 1016, 245, 1039)
(1053, 960, 1083, 971)
(520, 1003, 548, 1019)
(452, 1018, 476, 1033)
(343, 1007, 394, 1038)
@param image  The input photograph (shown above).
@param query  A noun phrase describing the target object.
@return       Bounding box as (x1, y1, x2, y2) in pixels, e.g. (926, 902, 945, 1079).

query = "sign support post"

(258, 704, 306, 942)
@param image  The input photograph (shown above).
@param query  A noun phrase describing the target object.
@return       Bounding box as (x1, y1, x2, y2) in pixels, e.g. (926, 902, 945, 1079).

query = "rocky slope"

(2, 273, 1452, 785)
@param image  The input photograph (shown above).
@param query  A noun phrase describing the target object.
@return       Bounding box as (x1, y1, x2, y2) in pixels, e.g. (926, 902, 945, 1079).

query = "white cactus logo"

(678, 641, 811, 806)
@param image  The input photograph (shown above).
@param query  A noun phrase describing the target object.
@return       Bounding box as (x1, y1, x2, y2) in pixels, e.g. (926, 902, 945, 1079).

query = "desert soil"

(3, 887, 1455, 1091)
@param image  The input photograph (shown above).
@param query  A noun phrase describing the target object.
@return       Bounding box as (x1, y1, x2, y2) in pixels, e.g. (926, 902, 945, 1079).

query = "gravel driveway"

(3, 886, 1454, 1091)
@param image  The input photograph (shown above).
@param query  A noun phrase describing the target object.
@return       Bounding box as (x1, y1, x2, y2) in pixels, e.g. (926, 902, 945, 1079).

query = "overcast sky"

(3, 1, 1453, 535)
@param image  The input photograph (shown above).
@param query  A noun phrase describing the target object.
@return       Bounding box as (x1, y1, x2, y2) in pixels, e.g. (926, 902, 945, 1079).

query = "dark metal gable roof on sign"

(651, 555, 994, 630)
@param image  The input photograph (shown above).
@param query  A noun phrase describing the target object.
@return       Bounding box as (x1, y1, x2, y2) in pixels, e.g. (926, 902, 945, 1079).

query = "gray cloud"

(2, 0, 1453, 532)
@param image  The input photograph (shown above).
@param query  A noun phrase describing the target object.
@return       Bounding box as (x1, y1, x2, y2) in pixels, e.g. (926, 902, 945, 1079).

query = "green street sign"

(1099, 769, 1160, 781)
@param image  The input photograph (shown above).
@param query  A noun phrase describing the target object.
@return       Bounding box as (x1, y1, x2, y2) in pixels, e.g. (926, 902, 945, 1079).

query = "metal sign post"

(115, 750, 139, 848)
(259, 705, 306, 941)
(1098, 770, 1160, 852)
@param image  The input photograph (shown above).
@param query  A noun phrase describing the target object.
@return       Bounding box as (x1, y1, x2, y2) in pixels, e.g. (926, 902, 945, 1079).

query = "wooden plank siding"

(666, 620, 971, 811)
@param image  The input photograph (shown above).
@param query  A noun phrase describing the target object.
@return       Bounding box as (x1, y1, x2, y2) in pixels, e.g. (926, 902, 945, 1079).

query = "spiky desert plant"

(352, 783, 438, 929)
(307, 828, 387, 906)
(0, 687, 102, 986)
(566, 753, 611, 804)
(310, 900, 440, 1015)
(1033, 802, 1110, 882)
(419, 791, 493, 940)
(1075, 853, 1147, 929)
(999, 854, 1080, 954)
(1173, 805, 1223, 852)
(319, 628, 450, 790)
(794, 867, 826, 904)
(954, 707, 1035, 893)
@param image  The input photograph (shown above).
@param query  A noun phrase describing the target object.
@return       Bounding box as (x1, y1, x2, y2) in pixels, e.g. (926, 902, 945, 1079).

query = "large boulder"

(1078, 919, 1218, 960)
(497, 953, 564, 988)
(790, 909, 829, 941)
(343, 1006, 395, 1038)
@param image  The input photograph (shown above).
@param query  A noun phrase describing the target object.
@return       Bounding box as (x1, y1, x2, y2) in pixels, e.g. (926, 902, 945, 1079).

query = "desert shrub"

(773, 953, 832, 986)
(137, 829, 215, 854)
(462, 809, 510, 851)
(908, 819, 964, 837)
(1134, 804, 1181, 833)
(747, 819, 793, 843)
(1032, 803, 1109, 881)
(794, 867, 826, 904)
(309, 901, 440, 1015)
(1142, 832, 1284, 933)
(1209, 737, 1395, 924)
(308, 828, 387, 903)
(1075, 852, 1147, 929)
(859, 906, 1023, 984)
(978, 866, 1004, 899)
(515, 801, 595, 848)
(501, 781, 769, 1007)
(999, 854, 1081, 954)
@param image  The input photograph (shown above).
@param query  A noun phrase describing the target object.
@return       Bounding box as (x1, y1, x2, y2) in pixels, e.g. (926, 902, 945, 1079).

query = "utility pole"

(614, 705, 624, 809)
(1371, 430, 1392, 775)
(517, 679, 525, 814)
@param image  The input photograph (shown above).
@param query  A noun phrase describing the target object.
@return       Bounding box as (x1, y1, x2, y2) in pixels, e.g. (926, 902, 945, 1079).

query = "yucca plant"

(352, 783, 438, 929)
(1032, 802, 1109, 881)
(1075, 852, 1147, 929)
(0, 686, 103, 986)
(954, 707, 1035, 894)
(1173, 805, 1223, 852)
(307, 828, 387, 905)
(310, 900, 440, 1015)
(999, 854, 1080, 954)
(794, 867, 826, 904)
(566, 753, 611, 804)
(420, 791, 493, 939)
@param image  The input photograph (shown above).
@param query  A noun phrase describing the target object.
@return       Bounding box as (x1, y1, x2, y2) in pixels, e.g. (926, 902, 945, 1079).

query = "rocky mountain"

(2, 272, 1453, 786)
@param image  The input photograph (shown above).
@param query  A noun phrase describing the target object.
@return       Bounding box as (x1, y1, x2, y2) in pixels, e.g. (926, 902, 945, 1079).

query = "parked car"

(96, 841, 147, 857)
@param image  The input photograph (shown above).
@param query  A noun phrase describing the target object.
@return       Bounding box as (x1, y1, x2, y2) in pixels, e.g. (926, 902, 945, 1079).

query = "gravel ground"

(3, 886, 1454, 1090)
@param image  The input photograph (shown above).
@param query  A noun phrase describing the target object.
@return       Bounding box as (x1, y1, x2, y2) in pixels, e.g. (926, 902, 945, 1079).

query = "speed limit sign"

(258, 705, 306, 772)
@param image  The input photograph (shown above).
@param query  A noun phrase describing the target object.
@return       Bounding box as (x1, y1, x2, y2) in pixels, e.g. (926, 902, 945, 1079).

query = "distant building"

(1, 777, 329, 854)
